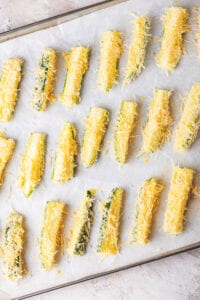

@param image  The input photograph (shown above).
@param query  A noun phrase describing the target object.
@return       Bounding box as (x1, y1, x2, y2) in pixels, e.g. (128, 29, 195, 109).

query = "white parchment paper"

(0, 0, 199, 297)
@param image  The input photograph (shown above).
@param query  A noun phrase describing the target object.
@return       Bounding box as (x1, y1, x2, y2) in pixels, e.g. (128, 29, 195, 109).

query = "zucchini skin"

(58, 47, 90, 108)
(132, 178, 164, 244)
(97, 188, 124, 255)
(81, 107, 109, 168)
(156, 7, 189, 72)
(125, 16, 150, 83)
(114, 100, 138, 164)
(0, 132, 15, 185)
(174, 83, 200, 151)
(17, 133, 46, 197)
(98, 31, 123, 92)
(68, 190, 95, 256)
(141, 89, 172, 154)
(2, 211, 25, 281)
(32, 48, 56, 111)
(40, 201, 65, 270)
(52, 122, 78, 183)
(0, 58, 23, 121)
(163, 167, 194, 234)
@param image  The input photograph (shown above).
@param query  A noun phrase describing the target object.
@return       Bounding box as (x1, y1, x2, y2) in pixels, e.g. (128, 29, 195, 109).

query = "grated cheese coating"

(2, 211, 25, 281)
(163, 166, 194, 235)
(68, 190, 95, 256)
(156, 7, 189, 72)
(17, 133, 46, 197)
(0, 132, 15, 185)
(98, 31, 123, 92)
(140, 89, 172, 154)
(132, 178, 164, 244)
(97, 188, 124, 255)
(40, 201, 65, 270)
(81, 107, 109, 168)
(0, 58, 23, 121)
(174, 83, 200, 151)
(58, 46, 90, 108)
(125, 16, 150, 83)
(114, 100, 138, 164)
(32, 48, 56, 111)
(52, 122, 78, 183)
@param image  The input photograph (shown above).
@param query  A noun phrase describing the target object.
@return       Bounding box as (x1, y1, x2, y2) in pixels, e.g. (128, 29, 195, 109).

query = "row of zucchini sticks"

(0, 82, 200, 197)
(1, 165, 195, 281)
(0, 7, 199, 119)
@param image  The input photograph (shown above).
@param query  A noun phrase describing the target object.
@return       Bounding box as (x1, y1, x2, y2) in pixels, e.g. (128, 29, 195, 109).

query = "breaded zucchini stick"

(174, 83, 200, 151)
(68, 190, 95, 256)
(132, 178, 164, 244)
(52, 122, 78, 183)
(58, 46, 90, 107)
(97, 188, 124, 255)
(0, 132, 15, 185)
(163, 166, 194, 234)
(125, 16, 150, 83)
(141, 89, 172, 154)
(156, 7, 189, 72)
(98, 31, 123, 91)
(81, 107, 109, 167)
(32, 48, 56, 111)
(0, 58, 23, 121)
(17, 133, 46, 197)
(40, 201, 65, 270)
(2, 211, 25, 281)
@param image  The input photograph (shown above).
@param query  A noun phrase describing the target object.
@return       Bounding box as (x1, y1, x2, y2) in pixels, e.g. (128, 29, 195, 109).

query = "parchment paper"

(0, 0, 199, 297)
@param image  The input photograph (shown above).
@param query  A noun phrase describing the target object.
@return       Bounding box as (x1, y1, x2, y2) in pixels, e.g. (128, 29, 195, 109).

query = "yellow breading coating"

(114, 100, 138, 164)
(58, 47, 90, 108)
(32, 48, 56, 111)
(156, 7, 189, 72)
(0, 132, 15, 185)
(163, 166, 194, 234)
(174, 83, 200, 151)
(81, 107, 109, 168)
(125, 16, 150, 83)
(132, 178, 164, 244)
(52, 122, 78, 183)
(141, 89, 172, 154)
(98, 31, 123, 92)
(2, 211, 25, 281)
(0, 58, 23, 121)
(97, 188, 124, 255)
(40, 201, 65, 270)
(17, 133, 46, 197)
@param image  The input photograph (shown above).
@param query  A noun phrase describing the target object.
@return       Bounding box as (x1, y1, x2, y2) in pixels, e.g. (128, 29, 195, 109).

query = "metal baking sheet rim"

(0, 1, 199, 299)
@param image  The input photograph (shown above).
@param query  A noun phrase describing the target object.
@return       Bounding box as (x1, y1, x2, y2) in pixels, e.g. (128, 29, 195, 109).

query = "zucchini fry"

(114, 100, 138, 164)
(81, 107, 109, 168)
(17, 133, 46, 197)
(140, 89, 172, 154)
(32, 48, 56, 111)
(58, 47, 90, 108)
(174, 83, 200, 151)
(125, 16, 150, 83)
(132, 178, 164, 244)
(68, 190, 95, 256)
(52, 122, 78, 183)
(156, 7, 189, 72)
(163, 166, 194, 234)
(0, 58, 23, 121)
(97, 188, 124, 255)
(0, 132, 15, 185)
(2, 211, 25, 281)
(98, 31, 123, 92)
(40, 201, 65, 270)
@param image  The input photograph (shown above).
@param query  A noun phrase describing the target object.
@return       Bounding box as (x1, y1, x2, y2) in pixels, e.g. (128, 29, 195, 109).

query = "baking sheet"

(0, 0, 199, 298)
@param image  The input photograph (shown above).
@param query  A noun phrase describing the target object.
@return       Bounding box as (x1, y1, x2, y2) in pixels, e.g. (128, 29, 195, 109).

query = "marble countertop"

(0, 1, 199, 299)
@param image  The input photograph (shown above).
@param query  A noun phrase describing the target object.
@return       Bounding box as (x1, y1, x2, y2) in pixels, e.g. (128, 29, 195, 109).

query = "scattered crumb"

(143, 157, 149, 163)
(192, 186, 199, 196)
(102, 149, 108, 156)
(56, 269, 61, 275)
